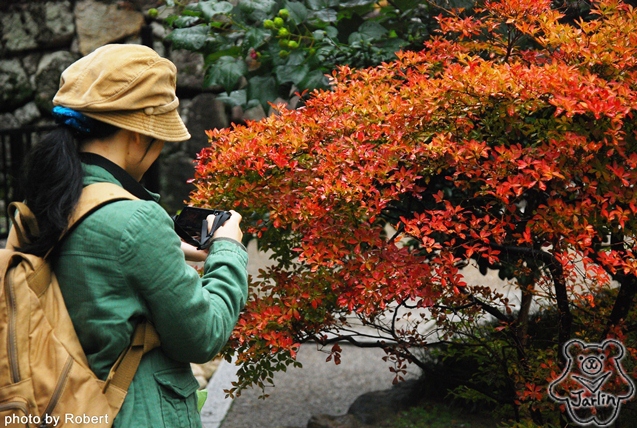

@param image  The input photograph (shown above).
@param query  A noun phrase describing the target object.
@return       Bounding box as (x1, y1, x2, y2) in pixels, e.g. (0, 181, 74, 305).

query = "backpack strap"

(6, 202, 39, 249)
(5, 182, 140, 250)
(69, 183, 161, 399)
(66, 182, 140, 236)
(8, 182, 161, 404)
(103, 321, 161, 397)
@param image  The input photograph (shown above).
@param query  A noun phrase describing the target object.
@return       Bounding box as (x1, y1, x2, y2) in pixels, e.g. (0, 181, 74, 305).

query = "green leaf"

(172, 15, 201, 28)
(313, 29, 326, 41)
(392, 0, 423, 10)
(284, 1, 308, 25)
(215, 89, 247, 107)
(196, 389, 208, 412)
(266, 41, 289, 67)
(315, 45, 336, 62)
(309, 9, 338, 24)
(206, 32, 243, 53)
(217, 0, 235, 13)
(357, 21, 388, 41)
(325, 26, 338, 39)
(275, 63, 309, 85)
(167, 26, 209, 50)
(247, 75, 278, 111)
(198, 5, 215, 21)
(244, 27, 270, 50)
(380, 37, 408, 54)
(339, 0, 376, 7)
(205, 56, 248, 93)
(348, 32, 366, 45)
(204, 46, 243, 63)
(199, 1, 234, 21)
(246, 98, 261, 109)
(306, 0, 339, 10)
(306, 0, 328, 10)
(238, 0, 277, 22)
(183, 4, 201, 14)
(164, 15, 178, 27)
(297, 69, 329, 92)
(285, 49, 307, 66)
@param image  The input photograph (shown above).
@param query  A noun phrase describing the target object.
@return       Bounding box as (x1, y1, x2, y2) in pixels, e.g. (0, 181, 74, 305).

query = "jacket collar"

(79, 152, 159, 202)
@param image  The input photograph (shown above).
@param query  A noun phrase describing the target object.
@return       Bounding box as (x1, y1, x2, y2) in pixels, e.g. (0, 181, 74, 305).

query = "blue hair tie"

(52, 106, 95, 134)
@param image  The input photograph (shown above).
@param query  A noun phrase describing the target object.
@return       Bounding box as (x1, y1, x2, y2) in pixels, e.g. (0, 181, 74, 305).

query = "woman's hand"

(208, 210, 243, 242)
(181, 241, 207, 262)
(181, 210, 243, 261)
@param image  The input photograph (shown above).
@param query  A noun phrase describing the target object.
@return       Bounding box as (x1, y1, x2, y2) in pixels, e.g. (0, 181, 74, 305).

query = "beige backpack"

(0, 183, 160, 428)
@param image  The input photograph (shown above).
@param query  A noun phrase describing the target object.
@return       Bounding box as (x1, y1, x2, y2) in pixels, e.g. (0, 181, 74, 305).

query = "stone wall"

(0, 0, 257, 214)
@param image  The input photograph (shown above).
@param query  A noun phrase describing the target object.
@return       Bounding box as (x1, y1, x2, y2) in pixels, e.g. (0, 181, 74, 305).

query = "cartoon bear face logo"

(549, 339, 635, 427)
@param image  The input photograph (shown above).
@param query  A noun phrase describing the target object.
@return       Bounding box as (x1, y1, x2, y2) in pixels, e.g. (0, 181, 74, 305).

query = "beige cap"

(53, 44, 191, 142)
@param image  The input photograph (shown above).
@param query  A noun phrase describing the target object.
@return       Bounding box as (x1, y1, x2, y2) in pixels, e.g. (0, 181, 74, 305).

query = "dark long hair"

(18, 122, 118, 256)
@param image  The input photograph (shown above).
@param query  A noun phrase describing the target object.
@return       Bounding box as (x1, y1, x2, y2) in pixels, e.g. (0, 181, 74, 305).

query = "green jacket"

(54, 162, 248, 427)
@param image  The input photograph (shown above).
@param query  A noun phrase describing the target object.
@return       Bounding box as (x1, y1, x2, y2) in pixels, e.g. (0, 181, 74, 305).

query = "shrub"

(190, 0, 637, 423)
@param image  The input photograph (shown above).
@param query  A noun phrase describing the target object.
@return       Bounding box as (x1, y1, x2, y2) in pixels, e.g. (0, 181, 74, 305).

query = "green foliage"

(419, 312, 563, 424)
(390, 404, 497, 427)
(418, 287, 637, 425)
(152, 0, 437, 112)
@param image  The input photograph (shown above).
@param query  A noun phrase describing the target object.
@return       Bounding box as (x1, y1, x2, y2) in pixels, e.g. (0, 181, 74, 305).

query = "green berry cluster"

(263, 9, 303, 59)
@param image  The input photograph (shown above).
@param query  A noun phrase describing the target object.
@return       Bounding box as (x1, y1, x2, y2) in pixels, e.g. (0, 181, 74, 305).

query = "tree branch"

(600, 234, 637, 339)
(459, 289, 515, 323)
(491, 244, 572, 357)
(602, 272, 637, 338)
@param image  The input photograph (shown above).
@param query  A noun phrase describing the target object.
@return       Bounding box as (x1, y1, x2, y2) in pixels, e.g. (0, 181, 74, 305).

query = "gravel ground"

(202, 343, 420, 428)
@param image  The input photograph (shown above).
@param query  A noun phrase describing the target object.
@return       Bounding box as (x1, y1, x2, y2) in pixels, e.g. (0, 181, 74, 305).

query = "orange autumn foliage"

(191, 0, 637, 421)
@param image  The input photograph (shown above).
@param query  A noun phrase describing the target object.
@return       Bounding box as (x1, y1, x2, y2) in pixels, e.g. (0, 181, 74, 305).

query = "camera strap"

(173, 219, 199, 248)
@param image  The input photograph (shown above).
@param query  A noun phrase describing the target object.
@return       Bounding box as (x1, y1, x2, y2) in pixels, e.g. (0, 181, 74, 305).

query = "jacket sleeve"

(118, 202, 248, 363)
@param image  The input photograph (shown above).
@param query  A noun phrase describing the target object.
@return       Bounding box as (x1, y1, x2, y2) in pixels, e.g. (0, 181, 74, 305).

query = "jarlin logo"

(548, 339, 635, 427)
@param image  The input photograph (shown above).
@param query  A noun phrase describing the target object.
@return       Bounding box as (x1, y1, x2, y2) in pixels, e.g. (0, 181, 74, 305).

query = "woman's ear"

(128, 130, 146, 149)
(124, 131, 152, 161)
(130, 132, 156, 152)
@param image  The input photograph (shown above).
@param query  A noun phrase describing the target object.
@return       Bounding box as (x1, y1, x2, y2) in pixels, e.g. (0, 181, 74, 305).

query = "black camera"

(173, 206, 232, 250)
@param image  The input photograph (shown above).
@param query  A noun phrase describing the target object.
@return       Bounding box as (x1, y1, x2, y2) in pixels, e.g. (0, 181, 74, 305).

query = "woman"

(18, 44, 248, 427)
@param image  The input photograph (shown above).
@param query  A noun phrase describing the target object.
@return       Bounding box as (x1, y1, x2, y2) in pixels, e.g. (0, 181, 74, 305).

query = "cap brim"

(83, 109, 191, 142)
